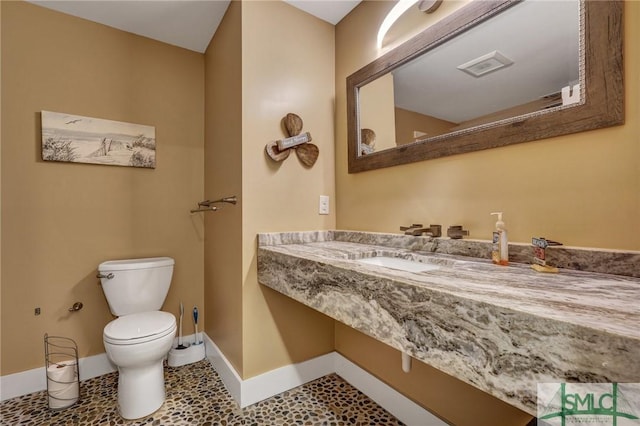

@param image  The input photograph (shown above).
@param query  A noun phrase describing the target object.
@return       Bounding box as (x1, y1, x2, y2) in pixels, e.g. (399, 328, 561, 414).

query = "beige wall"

(394, 107, 455, 144)
(240, 0, 336, 378)
(0, 0, 4, 374)
(335, 0, 639, 422)
(204, 0, 244, 375)
(360, 74, 396, 151)
(1, 1, 204, 375)
(1, 0, 335, 382)
(203, 0, 338, 379)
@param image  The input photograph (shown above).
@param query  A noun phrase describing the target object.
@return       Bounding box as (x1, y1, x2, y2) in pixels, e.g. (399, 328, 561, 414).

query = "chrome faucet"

(400, 224, 441, 237)
(447, 225, 469, 239)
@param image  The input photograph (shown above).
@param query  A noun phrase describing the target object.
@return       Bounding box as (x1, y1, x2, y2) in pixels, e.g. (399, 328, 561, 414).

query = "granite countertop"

(257, 231, 640, 415)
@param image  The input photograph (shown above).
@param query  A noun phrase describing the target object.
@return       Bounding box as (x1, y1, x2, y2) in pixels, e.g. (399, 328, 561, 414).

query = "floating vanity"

(257, 231, 640, 415)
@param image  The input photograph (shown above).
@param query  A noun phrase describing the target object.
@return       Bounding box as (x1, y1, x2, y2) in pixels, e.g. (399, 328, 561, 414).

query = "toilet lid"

(104, 311, 176, 344)
(99, 256, 174, 272)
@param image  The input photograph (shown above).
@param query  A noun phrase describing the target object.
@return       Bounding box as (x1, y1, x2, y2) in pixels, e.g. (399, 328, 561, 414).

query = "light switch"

(319, 195, 329, 215)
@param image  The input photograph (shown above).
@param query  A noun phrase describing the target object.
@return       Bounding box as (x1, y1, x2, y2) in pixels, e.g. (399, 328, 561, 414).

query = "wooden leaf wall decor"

(265, 113, 319, 167)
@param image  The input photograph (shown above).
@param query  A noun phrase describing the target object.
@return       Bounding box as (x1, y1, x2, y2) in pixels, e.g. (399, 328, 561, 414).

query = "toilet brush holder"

(167, 342, 205, 367)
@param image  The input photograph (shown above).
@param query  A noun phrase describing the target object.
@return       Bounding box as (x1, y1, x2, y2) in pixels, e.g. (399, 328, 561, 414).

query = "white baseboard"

(203, 333, 445, 425)
(2, 333, 446, 425)
(0, 365, 46, 402)
(204, 333, 335, 408)
(334, 354, 446, 426)
(0, 333, 200, 402)
(243, 352, 336, 408)
(203, 333, 243, 403)
(0, 353, 115, 402)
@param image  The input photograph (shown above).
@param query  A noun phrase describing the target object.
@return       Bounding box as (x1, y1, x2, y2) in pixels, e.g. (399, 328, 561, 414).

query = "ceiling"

(27, 0, 362, 53)
(392, 0, 581, 123)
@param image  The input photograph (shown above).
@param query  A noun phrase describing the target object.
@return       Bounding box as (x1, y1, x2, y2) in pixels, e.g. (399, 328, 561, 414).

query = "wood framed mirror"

(347, 0, 623, 173)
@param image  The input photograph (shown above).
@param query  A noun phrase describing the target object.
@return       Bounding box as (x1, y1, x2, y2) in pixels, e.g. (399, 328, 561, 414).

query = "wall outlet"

(319, 195, 329, 215)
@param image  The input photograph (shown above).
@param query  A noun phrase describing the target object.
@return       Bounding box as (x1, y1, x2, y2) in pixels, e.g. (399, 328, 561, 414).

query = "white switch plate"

(319, 195, 329, 215)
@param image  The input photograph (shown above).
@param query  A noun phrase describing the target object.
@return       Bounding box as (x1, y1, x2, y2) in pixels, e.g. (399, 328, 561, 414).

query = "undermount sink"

(357, 256, 440, 273)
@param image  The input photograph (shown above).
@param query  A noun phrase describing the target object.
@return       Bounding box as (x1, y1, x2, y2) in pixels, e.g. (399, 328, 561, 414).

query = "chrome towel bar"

(190, 195, 237, 213)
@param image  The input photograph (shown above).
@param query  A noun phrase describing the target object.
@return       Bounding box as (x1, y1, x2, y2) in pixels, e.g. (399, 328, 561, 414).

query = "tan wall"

(335, 0, 639, 422)
(203, 0, 244, 376)
(1, 1, 204, 375)
(240, 0, 336, 378)
(394, 107, 455, 144)
(360, 74, 396, 151)
(0, 0, 4, 374)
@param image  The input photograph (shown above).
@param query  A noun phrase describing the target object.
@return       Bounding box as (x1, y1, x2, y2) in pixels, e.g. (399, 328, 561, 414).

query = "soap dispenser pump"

(491, 212, 509, 265)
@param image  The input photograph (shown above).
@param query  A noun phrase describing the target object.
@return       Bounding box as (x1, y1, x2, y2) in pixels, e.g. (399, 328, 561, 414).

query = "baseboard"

(242, 352, 335, 408)
(203, 333, 243, 404)
(202, 332, 336, 408)
(0, 333, 199, 402)
(203, 333, 445, 425)
(2, 333, 445, 425)
(0, 353, 115, 402)
(334, 354, 446, 426)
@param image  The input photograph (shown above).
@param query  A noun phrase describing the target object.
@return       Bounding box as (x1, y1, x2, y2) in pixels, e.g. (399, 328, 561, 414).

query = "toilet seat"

(104, 311, 176, 345)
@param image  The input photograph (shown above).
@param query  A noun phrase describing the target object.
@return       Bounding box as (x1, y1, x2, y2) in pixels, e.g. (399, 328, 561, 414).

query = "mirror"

(347, 0, 623, 173)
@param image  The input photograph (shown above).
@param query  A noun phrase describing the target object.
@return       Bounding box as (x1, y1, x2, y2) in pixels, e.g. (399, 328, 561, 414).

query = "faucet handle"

(400, 224, 442, 237)
(426, 224, 442, 237)
(447, 225, 469, 239)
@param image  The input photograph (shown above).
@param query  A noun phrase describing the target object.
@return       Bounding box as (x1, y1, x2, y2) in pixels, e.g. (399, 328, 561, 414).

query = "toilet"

(98, 257, 177, 420)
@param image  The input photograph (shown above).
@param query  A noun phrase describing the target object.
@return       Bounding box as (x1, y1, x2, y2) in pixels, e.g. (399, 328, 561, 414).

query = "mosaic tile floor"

(0, 360, 404, 425)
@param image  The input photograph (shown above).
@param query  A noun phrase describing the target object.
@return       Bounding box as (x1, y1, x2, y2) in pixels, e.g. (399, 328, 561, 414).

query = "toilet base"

(117, 361, 165, 419)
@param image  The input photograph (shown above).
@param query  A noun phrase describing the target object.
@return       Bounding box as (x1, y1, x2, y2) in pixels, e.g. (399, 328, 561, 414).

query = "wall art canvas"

(41, 111, 156, 168)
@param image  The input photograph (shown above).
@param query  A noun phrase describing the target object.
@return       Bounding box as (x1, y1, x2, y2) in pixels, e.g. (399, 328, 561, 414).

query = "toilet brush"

(193, 306, 200, 345)
(168, 303, 204, 367)
(176, 302, 188, 349)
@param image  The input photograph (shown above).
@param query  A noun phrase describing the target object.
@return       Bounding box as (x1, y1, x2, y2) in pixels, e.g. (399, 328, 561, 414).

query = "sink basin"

(357, 256, 439, 273)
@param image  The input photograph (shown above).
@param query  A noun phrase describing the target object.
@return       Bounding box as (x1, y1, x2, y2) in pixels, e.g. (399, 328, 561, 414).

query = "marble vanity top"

(257, 231, 640, 415)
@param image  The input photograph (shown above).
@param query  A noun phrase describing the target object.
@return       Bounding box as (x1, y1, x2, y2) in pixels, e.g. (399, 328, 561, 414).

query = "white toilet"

(98, 257, 177, 420)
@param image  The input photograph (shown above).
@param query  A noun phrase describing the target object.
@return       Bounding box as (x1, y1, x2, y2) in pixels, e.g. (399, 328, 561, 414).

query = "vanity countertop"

(257, 231, 640, 415)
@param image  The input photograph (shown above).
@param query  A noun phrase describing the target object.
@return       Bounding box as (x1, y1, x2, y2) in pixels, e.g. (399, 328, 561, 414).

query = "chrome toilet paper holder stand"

(44, 333, 80, 410)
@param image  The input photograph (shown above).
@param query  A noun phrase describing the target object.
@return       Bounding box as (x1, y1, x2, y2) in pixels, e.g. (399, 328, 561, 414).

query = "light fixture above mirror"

(418, 0, 442, 14)
(347, 0, 623, 174)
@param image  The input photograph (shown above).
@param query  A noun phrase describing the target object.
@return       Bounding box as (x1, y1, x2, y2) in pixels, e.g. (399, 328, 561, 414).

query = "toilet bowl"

(104, 311, 177, 419)
(98, 257, 176, 420)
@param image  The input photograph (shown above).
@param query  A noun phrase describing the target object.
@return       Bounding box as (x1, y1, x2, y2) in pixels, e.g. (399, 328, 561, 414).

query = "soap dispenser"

(490, 212, 509, 266)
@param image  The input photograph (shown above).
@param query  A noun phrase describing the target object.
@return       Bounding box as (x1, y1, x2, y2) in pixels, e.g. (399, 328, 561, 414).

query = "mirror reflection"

(359, 0, 581, 154)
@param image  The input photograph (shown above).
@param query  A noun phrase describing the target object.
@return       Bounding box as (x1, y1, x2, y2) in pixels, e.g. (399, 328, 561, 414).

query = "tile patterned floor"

(0, 360, 404, 425)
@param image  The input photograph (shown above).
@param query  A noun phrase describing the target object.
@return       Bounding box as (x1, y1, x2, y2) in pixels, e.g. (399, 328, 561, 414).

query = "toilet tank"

(98, 257, 174, 317)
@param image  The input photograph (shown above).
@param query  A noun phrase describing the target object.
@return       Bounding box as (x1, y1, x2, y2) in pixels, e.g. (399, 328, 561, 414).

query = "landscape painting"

(41, 111, 156, 168)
